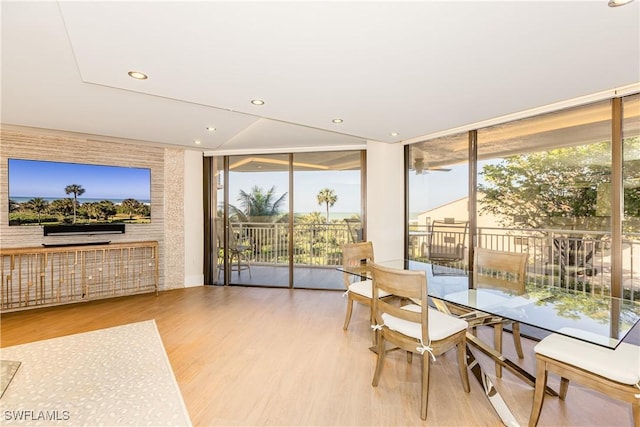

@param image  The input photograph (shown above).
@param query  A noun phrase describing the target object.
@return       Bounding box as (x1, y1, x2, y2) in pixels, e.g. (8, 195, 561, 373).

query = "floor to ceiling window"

(407, 132, 469, 268)
(622, 94, 640, 300)
(292, 151, 363, 289)
(210, 150, 364, 289)
(222, 154, 290, 287)
(406, 93, 640, 301)
(477, 100, 613, 293)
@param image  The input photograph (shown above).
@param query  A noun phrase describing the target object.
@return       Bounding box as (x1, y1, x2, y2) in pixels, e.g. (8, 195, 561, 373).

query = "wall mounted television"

(8, 159, 151, 228)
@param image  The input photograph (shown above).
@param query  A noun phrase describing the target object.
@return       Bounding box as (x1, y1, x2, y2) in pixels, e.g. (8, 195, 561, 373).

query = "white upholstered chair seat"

(534, 332, 640, 385)
(341, 241, 380, 338)
(370, 263, 470, 421)
(529, 327, 640, 426)
(348, 279, 391, 298)
(381, 304, 468, 342)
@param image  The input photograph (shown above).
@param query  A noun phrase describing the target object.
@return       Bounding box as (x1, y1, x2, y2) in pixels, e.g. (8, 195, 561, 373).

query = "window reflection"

(623, 94, 640, 300)
(408, 133, 469, 266)
(407, 95, 640, 301)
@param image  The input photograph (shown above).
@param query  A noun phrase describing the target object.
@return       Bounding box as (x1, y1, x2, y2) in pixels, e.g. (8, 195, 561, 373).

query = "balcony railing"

(226, 222, 640, 301)
(410, 225, 640, 301)
(229, 222, 353, 266)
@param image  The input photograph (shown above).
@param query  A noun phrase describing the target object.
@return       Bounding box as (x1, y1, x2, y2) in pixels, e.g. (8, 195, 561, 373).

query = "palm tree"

(25, 197, 49, 224)
(65, 184, 85, 223)
(120, 198, 142, 220)
(317, 188, 338, 222)
(230, 185, 287, 223)
(49, 198, 75, 219)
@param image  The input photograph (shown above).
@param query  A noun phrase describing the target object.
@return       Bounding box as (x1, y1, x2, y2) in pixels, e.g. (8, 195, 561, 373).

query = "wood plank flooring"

(0, 286, 633, 426)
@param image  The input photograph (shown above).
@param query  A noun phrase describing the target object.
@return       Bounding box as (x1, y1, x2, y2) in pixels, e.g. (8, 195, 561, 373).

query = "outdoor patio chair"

(344, 218, 363, 243)
(216, 222, 252, 278)
(427, 219, 468, 266)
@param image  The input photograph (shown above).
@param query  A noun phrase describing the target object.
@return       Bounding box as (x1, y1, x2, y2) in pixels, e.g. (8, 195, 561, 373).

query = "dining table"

(338, 259, 640, 427)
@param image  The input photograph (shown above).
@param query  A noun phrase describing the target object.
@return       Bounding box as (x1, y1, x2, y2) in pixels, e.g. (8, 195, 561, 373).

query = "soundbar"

(43, 224, 125, 236)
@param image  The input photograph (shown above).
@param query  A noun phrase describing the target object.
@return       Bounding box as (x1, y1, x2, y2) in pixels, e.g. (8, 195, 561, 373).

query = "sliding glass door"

(292, 151, 363, 289)
(212, 150, 364, 289)
(223, 154, 290, 287)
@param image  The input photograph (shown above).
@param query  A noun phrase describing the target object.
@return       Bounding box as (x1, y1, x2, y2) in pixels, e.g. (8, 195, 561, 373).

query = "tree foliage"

(24, 197, 49, 224)
(65, 184, 85, 224)
(317, 188, 338, 222)
(118, 198, 148, 219)
(229, 185, 287, 223)
(479, 138, 640, 231)
(48, 198, 75, 217)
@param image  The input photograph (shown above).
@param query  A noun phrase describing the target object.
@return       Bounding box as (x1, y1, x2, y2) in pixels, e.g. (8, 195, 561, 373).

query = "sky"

(8, 159, 151, 200)
(226, 169, 361, 214)
(223, 160, 496, 215)
(408, 159, 496, 214)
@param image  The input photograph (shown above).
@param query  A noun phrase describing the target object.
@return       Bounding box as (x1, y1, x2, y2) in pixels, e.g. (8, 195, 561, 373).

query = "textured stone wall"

(0, 125, 189, 292)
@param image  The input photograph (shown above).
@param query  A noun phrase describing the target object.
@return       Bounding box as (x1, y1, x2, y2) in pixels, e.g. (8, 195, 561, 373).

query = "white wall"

(366, 141, 404, 261)
(184, 150, 204, 287)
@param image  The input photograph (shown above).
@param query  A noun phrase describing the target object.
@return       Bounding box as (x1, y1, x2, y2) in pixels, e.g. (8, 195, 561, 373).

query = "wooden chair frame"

(370, 262, 470, 420)
(529, 352, 640, 426)
(341, 242, 375, 332)
(468, 248, 529, 377)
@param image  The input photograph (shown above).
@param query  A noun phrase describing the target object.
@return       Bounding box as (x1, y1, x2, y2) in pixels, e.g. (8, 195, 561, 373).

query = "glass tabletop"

(339, 259, 640, 349)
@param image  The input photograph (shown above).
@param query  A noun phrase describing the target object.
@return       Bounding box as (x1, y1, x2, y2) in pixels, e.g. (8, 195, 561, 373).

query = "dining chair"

(341, 242, 389, 334)
(469, 247, 529, 378)
(370, 262, 470, 420)
(529, 330, 640, 427)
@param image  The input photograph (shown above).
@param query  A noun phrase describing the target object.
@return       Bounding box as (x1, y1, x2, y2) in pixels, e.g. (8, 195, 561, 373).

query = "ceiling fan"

(413, 158, 452, 175)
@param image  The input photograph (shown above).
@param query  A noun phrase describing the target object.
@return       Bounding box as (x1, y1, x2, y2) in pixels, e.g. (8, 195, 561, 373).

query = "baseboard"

(184, 275, 204, 288)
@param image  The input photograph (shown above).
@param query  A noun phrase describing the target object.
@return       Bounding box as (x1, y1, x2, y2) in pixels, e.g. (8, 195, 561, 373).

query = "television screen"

(8, 159, 151, 226)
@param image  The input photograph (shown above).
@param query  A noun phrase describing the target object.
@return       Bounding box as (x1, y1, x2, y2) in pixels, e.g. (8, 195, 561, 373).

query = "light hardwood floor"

(0, 286, 633, 426)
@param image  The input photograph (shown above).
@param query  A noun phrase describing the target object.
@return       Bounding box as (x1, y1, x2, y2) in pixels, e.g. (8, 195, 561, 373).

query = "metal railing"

(225, 222, 640, 300)
(409, 224, 640, 301)
(229, 222, 353, 267)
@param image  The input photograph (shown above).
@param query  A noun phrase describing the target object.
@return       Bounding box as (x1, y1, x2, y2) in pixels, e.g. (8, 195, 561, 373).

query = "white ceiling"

(1, 1, 639, 154)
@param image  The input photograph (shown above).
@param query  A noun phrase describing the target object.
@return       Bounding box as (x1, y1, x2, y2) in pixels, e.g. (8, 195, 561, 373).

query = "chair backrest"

(429, 219, 468, 262)
(344, 219, 363, 243)
(216, 221, 243, 250)
(341, 241, 374, 289)
(370, 262, 429, 343)
(473, 247, 528, 295)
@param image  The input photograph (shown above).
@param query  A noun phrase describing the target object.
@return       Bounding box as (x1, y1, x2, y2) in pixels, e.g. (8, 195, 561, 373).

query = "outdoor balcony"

(219, 222, 640, 302)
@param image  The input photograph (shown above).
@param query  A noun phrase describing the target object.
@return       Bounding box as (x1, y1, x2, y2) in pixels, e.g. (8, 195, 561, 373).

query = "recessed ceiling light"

(332, 118, 343, 123)
(251, 99, 265, 105)
(608, 0, 634, 6)
(128, 71, 148, 80)
(206, 127, 216, 132)
(194, 140, 202, 145)
(390, 132, 399, 137)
